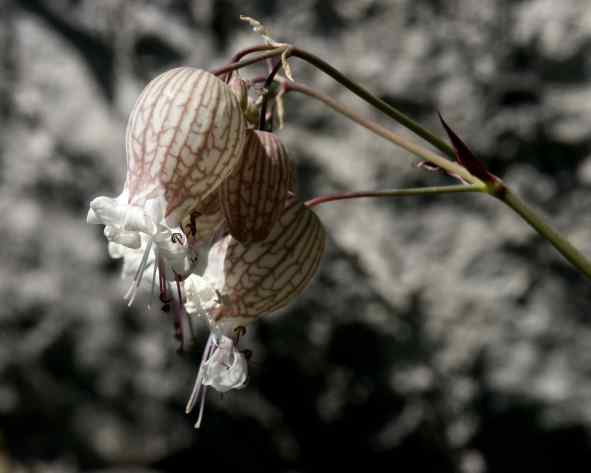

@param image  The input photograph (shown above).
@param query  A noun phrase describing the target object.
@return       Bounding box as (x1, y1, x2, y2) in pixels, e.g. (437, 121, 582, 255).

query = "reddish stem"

(306, 185, 482, 208)
(258, 60, 283, 131)
(210, 48, 285, 77)
(231, 44, 275, 63)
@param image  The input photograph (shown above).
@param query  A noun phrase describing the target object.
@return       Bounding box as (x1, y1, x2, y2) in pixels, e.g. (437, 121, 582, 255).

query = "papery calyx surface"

(220, 130, 295, 242)
(125, 67, 246, 226)
(184, 196, 326, 331)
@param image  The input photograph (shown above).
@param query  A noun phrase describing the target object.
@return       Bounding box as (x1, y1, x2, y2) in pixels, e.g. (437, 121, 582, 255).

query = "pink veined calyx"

(87, 67, 246, 305)
(183, 197, 325, 427)
(87, 66, 327, 428)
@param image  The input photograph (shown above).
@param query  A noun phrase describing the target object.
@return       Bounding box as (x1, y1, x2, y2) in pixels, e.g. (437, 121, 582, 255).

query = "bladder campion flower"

(87, 192, 195, 304)
(87, 67, 247, 304)
(87, 59, 327, 428)
(85, 13, 591, 435)
(184, 197, 326, 427)
(125, 67, 246, 223)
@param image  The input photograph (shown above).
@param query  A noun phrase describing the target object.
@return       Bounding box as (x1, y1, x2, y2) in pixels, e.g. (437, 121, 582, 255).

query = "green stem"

(285, 80, 483, 186)
(306, 184, 484, 208)
(289, 48, 456, 159)
(214, 42, 591, 280)
(493, 186, 591, 280)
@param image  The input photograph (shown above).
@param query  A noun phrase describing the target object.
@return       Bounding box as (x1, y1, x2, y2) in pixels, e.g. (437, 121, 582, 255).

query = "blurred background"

(2, 0, 591, 472)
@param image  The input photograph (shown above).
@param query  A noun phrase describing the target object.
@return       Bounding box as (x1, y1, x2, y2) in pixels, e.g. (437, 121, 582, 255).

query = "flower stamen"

(171, 233, 185, 244)
(147, 247, 159, 311)
(124, 238, 154, 307)
(174, 276, 187, 350)
(186, 333, 215, 427)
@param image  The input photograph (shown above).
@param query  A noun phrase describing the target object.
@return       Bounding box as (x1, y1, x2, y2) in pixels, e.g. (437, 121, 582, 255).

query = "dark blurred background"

(2, 0, 591, 472)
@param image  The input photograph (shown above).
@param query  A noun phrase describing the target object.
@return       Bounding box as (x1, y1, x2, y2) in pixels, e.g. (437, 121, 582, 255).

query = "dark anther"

(171, 233, 184, 244)
(184, 210, 201, 237)
(161, 303, 171, 313)
(233, 325, 247, 344)
(242, 349, 253, 360)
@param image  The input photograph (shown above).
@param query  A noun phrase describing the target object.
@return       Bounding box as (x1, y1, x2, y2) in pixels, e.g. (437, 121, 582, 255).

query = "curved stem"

(221, 44, 276, 82)
(493, 186, 591, 280)
(212, 42, 591, 280)
(258, 60, 283, 130)
(306, 184, 483, 208)
(289, 48, 456, 159)
(215, 45, 454, 158)
(230, 44, 275, 64)
(285, 80, 482, 186)
(210, 47, 286, 77)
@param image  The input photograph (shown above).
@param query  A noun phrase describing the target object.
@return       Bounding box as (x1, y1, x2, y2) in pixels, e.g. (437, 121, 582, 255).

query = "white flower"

(87, 188, 195, 305)
(183, 198, 327, 328)
(87, 66, 247, 307)
(185, 332, 248, 429)
(183, 235, 252, 336)
(183, 237, 252, 429)
(202, 334, 248, 392)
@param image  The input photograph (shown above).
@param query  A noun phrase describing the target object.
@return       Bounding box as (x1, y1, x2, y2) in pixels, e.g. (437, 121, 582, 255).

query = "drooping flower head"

(125, 67, 246, 225)
(87, 68, 246, 303)
(87, 62, 327, 429)
(184, 197, 326, 427)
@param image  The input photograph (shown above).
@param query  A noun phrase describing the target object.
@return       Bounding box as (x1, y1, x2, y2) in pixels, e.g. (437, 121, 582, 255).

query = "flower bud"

(220, 130, 295, 242)
(125, 67, 246, 226)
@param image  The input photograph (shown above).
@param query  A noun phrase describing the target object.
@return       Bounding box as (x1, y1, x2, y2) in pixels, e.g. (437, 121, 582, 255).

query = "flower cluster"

(87, 67, 326, 427)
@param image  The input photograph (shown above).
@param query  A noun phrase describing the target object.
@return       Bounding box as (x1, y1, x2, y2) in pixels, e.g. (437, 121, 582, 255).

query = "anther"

(233, 325, 247, 344)
(171, 232, 185, 244)
(185, 210, 201, 237)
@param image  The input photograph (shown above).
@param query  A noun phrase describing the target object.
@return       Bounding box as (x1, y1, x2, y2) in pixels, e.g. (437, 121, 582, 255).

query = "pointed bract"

(438, 113, 496, 183)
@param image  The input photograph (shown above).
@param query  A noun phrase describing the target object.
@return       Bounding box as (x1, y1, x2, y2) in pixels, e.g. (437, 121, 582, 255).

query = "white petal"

(202, 336, 248, 392)
(107, 241, 126, 259)
(86, 207, 101, 224)
(89, 196, 124, 226)
(104, 226, 142, 249)
(203, 236, 231, 290)
(122, 205, 156, 235)
(156, 235, 193, 277)
(184, 274, 218, 316)
(143, 197, 164, 227)
(121, 251, 153, 282)
(186, 333, 215, 414)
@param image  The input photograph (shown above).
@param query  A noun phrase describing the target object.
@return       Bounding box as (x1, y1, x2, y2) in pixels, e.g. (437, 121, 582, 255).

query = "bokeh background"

(2, 0, 591, 472)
